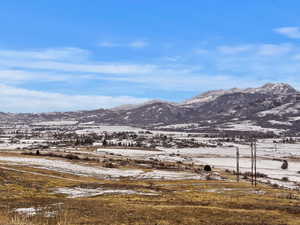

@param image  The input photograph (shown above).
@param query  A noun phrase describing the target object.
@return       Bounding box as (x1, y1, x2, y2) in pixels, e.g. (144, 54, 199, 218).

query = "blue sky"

(1, 0, 300, 112)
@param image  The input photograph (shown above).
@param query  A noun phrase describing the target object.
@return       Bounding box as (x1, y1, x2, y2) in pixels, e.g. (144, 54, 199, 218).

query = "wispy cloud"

(98, 40, 148, 48)
(0, 84, 149, 113)
(0, 47, 157, 76)
(257, 44, 292, 56)
(216, 44, 292, 56)
(0, 59, 156, 75)
(194, 49, 209, 55)
(98, 73, 262, 92)
(0, 47, 90, 61)
(274, 27, 300, 39)
(128, 41, 148, 48)
(0, 69, 73, 83)
(199, 43, 300, 83)
(2, 38, 300, 113)
(97, 42, 120, 48)
(217, 45, 252, 54)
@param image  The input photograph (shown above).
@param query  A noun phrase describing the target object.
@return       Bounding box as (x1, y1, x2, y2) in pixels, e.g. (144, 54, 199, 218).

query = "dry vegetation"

(0, 153, 300, 225)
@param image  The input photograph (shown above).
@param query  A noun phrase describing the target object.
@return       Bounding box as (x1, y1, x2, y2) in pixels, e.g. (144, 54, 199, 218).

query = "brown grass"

(0, 153, 300, 225)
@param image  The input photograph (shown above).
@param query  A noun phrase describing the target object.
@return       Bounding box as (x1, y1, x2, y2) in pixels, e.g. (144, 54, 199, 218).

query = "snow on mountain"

(111, 100, 175, 111)
(1, 82, 300, 135)
(245, 83, 297, 95)
(183, 83, 297, 106)
(183, 88, 243, 105)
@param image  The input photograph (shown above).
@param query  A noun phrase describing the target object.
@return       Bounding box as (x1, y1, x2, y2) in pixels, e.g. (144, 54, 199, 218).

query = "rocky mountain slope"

(1, 83, 300, 135)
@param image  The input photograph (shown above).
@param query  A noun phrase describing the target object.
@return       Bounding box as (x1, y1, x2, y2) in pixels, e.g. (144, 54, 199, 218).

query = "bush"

(65, 154, 80, 160)
(103, 162, 117, 168)
(204, 165, 212, 172)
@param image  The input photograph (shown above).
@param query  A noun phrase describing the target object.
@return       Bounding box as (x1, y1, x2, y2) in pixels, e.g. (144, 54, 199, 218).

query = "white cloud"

(274, 27, 300, 39)
(98, 42, 121, 48)
(0, 84, 149, 113)
(214, 43, 300, 82)
(0, 48, 90, 61)
(194, 49, 209, 54)
(292, 54, 300, 60)
(257, 44, 292, 56)
(217, 45, 252, 54)
(0, 59, 156, 75)
(0, 47, 157, 75)
(2, 41, 300, 113)
(98, 40, 148, 48)
(0, 47, 202, 91)
(96, 72, 262, 92)
(128, 41, 148, 48)
(162, 56, 182, 62)
(0, 69, 71, 83)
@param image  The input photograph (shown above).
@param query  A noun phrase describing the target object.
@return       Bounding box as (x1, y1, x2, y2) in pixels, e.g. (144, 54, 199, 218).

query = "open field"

(1, 125, 300, 224)
(0, 150, 300, 225)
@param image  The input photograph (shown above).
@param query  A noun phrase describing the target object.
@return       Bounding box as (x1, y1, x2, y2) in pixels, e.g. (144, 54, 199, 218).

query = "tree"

(102, 139, 107, 146)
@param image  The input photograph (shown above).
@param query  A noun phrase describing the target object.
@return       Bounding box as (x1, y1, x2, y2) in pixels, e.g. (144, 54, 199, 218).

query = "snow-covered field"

(0, 143, 32, 150)
(96, 141, 300, 188)
(97, 140, 300, 159)
(76, 125, 144, 134)
(156, 123, 199, 129)
(32, 120, 78, 126)
(0, 156, 205, 180)
(222, 121, 285, 134)
(1, 132, 300, 190)
(194, 157, 300, 182)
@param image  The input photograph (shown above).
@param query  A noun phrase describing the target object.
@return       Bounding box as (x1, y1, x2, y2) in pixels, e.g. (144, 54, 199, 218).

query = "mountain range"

(2, 83, 300, 135)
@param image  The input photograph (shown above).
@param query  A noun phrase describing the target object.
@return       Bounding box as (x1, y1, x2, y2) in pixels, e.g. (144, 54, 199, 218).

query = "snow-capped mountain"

(1, 83, 300, 135)
(183, 83, 297, 106)
(250, 83, 297, 95)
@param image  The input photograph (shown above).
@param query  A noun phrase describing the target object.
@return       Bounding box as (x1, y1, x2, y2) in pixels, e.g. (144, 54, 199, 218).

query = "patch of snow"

(32, 120, 78, 126)
(15, 207, 38, 216)
(136, 170, 207, 180)
(96, 148, 160, 157)
(156, 123, 199, 129)
(54, 187, 158, 198)
(268, 120, 292, 126)
(258, 178, 300, 190)
(289, 116, 300, 121)
(183, 88, 243, 105)
(0, 143, 32, 150)
(222, 120, 285, 134)
(76, 126, 144, 134)
(258, 103, 299, 117)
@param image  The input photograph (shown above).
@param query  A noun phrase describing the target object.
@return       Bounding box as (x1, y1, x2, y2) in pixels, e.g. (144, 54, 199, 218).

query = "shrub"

(65, 154, 80, 160)
(204, 165, 212, 172)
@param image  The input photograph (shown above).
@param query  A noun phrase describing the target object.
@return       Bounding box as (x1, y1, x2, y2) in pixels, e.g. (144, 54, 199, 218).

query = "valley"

(1, 83, 300, 225)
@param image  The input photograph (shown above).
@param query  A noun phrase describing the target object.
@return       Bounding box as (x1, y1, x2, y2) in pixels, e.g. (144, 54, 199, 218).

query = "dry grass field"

(0, 152, 300, 225)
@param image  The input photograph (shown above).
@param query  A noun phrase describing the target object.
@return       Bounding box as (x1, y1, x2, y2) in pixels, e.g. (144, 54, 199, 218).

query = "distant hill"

(1, 83, 300, 135)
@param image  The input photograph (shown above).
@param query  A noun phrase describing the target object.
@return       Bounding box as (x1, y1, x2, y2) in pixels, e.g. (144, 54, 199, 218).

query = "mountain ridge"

(1, 82, 300, 135)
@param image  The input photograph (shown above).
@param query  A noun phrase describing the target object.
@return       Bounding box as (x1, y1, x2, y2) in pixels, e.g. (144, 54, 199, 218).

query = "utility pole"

(250, 142, 254, 186)
(254, 142, 257, 187)
(236, 147, 240, 182)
